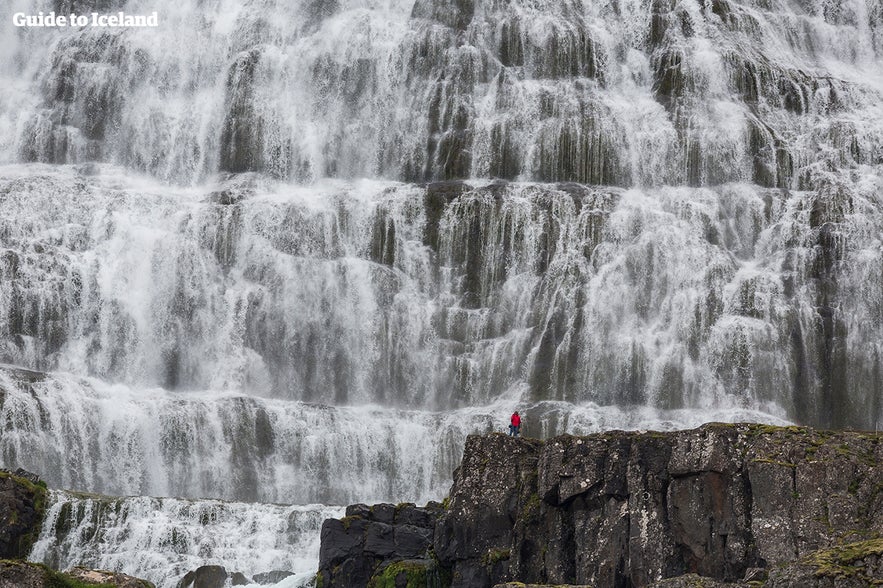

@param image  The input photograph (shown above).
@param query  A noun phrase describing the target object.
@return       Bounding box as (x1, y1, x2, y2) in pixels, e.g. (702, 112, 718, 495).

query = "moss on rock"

(0, 469, 48, 558)
(805, 538, 883, 579)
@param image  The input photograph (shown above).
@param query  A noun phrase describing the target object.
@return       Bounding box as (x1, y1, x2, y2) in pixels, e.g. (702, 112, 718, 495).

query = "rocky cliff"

(319, 423, 883, 587)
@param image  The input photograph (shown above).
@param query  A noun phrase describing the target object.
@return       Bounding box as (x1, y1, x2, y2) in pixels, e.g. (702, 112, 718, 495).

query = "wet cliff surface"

(319, 424, 883, 587)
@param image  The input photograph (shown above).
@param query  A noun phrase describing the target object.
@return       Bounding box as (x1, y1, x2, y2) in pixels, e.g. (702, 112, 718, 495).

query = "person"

(509, 411, 521, 437)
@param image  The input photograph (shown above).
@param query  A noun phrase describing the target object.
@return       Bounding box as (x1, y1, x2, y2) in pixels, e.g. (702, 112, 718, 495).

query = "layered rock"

(320, 424, 883, 587)
(317, 502, 448, 587)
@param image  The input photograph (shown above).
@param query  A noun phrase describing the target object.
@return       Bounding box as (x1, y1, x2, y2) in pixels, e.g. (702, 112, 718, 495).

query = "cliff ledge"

(319, 423, 883, 587)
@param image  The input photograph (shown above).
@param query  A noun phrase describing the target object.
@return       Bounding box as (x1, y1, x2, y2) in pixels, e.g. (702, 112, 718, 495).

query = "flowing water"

(0, 0, 881, 584)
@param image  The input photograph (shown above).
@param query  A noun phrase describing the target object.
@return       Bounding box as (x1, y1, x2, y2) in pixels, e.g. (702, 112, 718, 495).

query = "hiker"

(509, 411, 521, 437)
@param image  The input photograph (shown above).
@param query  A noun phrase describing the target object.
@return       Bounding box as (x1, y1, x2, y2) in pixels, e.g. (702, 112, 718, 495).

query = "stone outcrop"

(317, 502, 448, 587)
(176, 565, 254, 588)
(319, 423, 883, 587)
(0, 561, 154, 588)
(0, 469, 47, 559)
(67, 567, 155, 588)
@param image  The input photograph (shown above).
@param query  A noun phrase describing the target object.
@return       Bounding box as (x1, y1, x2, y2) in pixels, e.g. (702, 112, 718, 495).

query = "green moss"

(341, 515, 362, 530)
(747, 424, 809, 436)
(480, 548, 511, 566)
(806, 538, 883, 580)
(751, 457, 797, 468)
(45, 569, 116, 588)
(0, 471, 48, 557)
(367, 561, 426, 588)
(441, 496, 451, 510)
(0, 561, 125, 588)
(520, 493, 541, 523)
(849, 478, 861, 495)
(368, 559, 452, 588)
(314, 570, 325, 588)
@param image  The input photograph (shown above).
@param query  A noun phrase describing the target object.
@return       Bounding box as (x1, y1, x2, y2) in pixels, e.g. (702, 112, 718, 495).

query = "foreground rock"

(176, 565, 255, 587)
(0, 561, 154, 588)
(0, 469, 47, 559)
(320, 423, 883, 587)
(317, 502, 446, 587)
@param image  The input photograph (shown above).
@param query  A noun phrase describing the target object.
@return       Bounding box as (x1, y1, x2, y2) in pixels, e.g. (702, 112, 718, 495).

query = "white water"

(30, 490, 343, 588)
(1, 0, 881, 584)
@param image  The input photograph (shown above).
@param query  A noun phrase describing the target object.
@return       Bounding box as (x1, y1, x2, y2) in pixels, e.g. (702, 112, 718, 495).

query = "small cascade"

(29, 490, 343, 588)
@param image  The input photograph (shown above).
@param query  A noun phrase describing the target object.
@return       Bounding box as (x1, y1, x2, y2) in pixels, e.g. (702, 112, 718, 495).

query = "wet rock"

(175, 565, 228, 588)
(252, 570, 294, 584)
(317, 502, 443, 588)
(0, 469, 47, 559)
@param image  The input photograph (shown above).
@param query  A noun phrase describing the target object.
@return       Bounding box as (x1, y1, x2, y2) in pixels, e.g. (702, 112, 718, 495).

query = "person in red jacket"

(509, 411, 521, 437)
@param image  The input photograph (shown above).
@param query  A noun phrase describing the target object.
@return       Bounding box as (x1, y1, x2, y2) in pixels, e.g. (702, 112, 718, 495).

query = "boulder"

(176, 565, 229, 588)
(253, 570, 294, 584)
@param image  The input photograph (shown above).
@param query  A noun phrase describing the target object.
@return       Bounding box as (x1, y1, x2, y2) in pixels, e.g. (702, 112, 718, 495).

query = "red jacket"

(511, 413, 521, 427)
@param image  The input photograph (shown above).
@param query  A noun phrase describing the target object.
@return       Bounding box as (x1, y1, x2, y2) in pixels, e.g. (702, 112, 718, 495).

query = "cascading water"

(0, 0, 881, 584)
(30, 490, 344, 588)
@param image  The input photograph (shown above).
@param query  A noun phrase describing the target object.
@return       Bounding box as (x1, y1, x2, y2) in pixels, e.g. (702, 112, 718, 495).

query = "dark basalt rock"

(252, 570, 294, 584)
(320, 424, 883, 587)
(175, 565, 229, 588)
(0, 469, 47, 559)
(317, 502, 445, 587)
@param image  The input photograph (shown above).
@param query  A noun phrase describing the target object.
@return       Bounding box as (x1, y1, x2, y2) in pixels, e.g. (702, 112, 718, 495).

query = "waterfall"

(1, 0, 882, 584)
(29, 490, 344, 588)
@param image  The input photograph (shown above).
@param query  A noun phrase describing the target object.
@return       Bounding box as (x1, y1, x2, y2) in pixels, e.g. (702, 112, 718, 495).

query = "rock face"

(320, 424, 883, 587)
(0, 469, 47, 559)
(317, 502, 448, 587)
